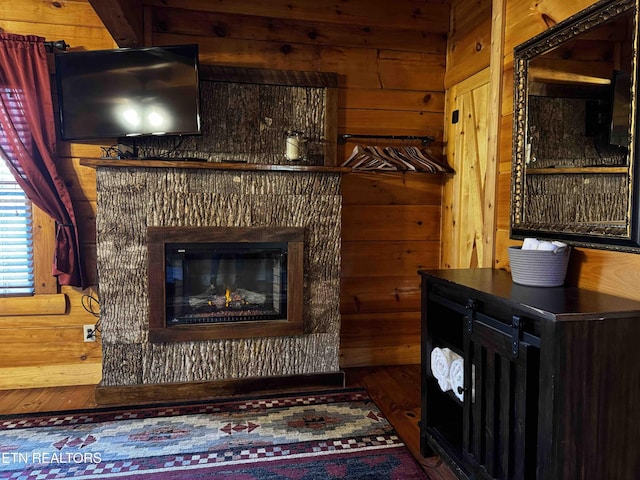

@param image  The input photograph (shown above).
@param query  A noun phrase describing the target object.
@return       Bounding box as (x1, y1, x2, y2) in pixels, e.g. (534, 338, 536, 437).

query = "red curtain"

(0, 33, 86, 289)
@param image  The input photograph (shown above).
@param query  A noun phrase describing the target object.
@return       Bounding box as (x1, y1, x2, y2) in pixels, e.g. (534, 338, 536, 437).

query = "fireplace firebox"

(148, 227, 304, 343)
(166, 242, 287, 325)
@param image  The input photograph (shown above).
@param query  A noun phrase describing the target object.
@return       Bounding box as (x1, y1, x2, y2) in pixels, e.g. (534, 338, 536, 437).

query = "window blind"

(0, 159, 33, 295)
(0, 84, 34, 296)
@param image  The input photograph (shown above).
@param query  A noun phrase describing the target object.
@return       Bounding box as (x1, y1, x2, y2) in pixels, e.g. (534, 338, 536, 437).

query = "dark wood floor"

(345, 365, 457, 480)
(0, 364, 456, 480)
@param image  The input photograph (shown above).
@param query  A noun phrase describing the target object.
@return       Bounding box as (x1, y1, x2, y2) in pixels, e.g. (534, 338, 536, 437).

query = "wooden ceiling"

(88, 0, 143, 48)
(88, 0, 451, 49)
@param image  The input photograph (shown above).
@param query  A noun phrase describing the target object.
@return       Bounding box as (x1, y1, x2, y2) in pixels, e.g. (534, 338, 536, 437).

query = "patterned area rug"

(0, 387, 426, 479)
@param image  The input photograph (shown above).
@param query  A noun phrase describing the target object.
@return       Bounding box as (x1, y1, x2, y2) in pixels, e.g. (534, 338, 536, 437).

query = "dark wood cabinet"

(419, 268, 640, 479)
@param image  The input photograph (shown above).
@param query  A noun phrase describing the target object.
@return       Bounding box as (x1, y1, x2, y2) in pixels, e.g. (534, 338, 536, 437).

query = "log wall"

(494, 0, 640, 300)
(4, 0, 640, 389)
(143, 0, 451, 367)
(340, 172, 443, 366)
(0, 0, 114, 389)
(0, 0, 449, 388)
(444, 0, 640, 303)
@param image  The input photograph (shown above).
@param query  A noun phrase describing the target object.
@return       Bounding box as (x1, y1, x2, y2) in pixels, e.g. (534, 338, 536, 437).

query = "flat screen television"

(608, 69, 631, 148)
(55, 44, 201, 141)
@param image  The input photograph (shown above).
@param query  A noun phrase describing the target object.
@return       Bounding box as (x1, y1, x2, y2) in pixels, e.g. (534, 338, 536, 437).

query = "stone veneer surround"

(95, 166, 342, 387)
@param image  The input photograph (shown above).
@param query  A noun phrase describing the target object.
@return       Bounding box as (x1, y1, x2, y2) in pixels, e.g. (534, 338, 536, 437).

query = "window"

(0, 157, 33, 295)
(0, 86, 34, 296)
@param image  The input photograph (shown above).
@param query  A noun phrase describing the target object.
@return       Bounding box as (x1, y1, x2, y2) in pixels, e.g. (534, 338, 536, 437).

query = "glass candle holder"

(285, 131, 304, 161)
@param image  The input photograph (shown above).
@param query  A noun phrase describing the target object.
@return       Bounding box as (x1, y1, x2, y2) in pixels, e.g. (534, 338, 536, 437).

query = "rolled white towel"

(537, 241, 556, 251)
(450, 358, 465, 401)
(522, 237, 540, 250)
(522, 238, 568, 253)
(449, 360, 476, 403)
(431, 347, 459, 392)
(552, 241, 568, 253)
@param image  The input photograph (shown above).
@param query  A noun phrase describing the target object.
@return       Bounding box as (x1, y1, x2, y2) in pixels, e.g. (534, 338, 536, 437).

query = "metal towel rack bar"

(337, 134, 434, 146)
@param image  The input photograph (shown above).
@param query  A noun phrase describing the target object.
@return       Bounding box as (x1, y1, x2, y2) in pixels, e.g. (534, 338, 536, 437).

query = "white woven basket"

(508, 246, 571, 287)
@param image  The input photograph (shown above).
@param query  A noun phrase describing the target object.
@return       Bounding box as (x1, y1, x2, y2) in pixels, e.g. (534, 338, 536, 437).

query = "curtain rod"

(44, 40, 69, 52)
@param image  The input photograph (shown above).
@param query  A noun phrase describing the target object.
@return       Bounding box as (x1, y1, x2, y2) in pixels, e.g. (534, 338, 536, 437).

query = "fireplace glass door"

(165, 242, 288, 325)
(148, 226, 303, 342)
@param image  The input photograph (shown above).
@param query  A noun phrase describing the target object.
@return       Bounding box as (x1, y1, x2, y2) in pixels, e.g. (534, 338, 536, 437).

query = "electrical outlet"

(83, 324, 96, 342)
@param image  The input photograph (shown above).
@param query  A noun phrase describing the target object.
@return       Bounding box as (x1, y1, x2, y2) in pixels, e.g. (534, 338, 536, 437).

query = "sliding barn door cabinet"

(419, 269, 640, 479)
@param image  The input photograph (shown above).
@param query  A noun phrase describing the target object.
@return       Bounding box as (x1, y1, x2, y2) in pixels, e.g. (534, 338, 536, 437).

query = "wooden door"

(441, 68, 493, 269)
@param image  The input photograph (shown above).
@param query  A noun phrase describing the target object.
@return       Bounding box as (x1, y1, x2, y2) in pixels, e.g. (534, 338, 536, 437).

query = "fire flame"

(225, 288, 231, 307)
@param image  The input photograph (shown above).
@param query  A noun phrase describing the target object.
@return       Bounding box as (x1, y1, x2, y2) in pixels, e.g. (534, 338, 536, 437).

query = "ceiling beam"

(88, 0, 144, 48)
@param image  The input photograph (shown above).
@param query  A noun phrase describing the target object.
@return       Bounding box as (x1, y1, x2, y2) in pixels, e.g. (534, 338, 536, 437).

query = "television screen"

(55, 44, 201, 141)
(609, 69, 631, 148)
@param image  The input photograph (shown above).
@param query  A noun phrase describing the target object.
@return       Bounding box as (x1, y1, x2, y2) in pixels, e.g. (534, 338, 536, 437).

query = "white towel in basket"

(430, 347, 459, 392)
(522, 237, 567, 252)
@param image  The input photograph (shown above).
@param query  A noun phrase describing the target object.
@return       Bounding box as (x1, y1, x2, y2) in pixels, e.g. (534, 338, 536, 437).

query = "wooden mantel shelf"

(79, 158, 352, 173)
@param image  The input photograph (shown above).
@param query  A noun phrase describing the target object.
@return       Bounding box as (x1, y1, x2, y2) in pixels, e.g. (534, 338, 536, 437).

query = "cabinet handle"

(465, 299, 476, 333)
(511, 315, 522, 358)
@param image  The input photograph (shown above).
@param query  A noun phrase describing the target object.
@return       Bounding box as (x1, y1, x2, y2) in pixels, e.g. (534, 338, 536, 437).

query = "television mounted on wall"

(55, 44, 201, 141)
(608, 69, 631, 148)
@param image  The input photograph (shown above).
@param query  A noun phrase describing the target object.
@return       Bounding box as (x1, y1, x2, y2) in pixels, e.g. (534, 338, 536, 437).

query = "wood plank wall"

(445, 0, 640, 304)
(142, 0, 451, 368)
(494, 0, 640, 301)
(445, 0, 492, 90)
(0, 0, 114, 389)
(495, 1, 596, 267)
(0, 0, 450, 388)
(4, 0, 637, 389)
(341, 173, 443, 366)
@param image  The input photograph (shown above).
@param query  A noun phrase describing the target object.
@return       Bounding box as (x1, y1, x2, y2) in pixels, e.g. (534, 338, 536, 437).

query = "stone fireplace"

(90, 164, 344, 397)
(84, 66, 347, 401)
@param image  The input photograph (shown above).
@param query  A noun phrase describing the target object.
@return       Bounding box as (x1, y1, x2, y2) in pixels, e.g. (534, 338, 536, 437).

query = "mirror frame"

(511, 0, 640, 252)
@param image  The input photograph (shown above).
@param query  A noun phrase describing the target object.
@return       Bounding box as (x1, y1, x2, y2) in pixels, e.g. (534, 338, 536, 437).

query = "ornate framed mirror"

(511, 0, 640, 251)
